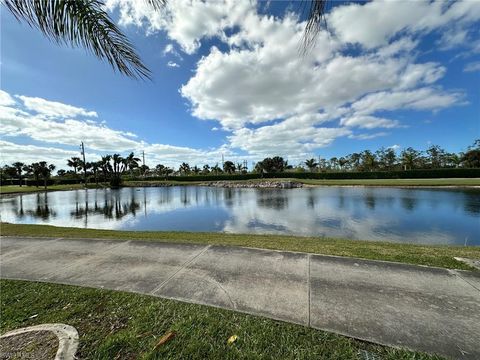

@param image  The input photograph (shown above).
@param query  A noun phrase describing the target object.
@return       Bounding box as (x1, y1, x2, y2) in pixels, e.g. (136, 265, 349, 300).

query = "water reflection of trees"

(70, 196, 140, 220)
(256, 190, 289, 210)
(462, 190, 480, 215)
(13, 193, 57, 220)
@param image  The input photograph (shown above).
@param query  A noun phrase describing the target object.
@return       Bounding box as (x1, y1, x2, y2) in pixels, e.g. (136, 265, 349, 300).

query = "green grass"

(125, 178, 480, 187)
(0, 184, 102, 195)
(294, 178, 480, 186)
(2, 178, 478, 196)
(2, 223, 478, 270)
(0, 280, 444, 359)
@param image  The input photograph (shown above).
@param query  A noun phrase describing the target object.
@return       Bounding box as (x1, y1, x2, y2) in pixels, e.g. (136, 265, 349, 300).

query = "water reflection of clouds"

(0, 186, 478, 245)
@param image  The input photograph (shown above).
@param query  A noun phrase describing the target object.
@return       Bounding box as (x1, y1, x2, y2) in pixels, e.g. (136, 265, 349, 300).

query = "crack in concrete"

(150, 245, 211, 295)
(307, 253, 311, 327)
(451, 270, 480, 293)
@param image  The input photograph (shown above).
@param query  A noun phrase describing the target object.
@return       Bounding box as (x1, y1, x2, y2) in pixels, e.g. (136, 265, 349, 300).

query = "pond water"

(1, 186, 479, 245)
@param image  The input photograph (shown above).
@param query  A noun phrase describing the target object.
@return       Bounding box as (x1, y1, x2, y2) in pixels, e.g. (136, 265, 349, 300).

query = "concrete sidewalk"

(1, 236, 479, 359)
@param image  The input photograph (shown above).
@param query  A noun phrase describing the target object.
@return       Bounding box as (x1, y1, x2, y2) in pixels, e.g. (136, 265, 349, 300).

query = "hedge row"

(2, 168, 479, 186)
(133, 168, 480, 182)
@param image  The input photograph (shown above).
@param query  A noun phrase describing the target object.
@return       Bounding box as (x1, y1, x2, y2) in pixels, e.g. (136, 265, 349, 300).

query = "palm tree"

(11, 162, 25, 186)
(89, 161, 101, 185)
(305, 158, 318, 172)
(3, 0, 165, 79)
(401, 148, 422, 170)
(99, 155, 112, 183)
(37, 161, 56, 189)
(3, 1, 327, 80)
(179, 162, 190, 175)
(28, 163, 42, 188)
(211, 164, 222, 175)
(223, 161, 235, 174)
(67, 157, 81, 177)
(124, 152, 141, 175)
(202, 164, 210, 175)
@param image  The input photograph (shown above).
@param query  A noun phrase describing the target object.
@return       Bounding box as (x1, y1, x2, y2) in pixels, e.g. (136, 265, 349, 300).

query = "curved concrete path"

(1, 236, 479, 360)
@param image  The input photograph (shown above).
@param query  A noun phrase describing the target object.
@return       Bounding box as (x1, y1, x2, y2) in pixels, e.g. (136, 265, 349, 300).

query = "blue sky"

(1, 0, 479, 169)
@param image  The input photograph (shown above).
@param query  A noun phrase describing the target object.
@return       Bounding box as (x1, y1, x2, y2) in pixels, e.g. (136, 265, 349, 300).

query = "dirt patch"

(0, 330, 58, 360)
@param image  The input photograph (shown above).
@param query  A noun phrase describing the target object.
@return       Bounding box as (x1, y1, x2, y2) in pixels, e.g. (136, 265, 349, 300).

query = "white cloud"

(16, 95, 98, 118)
(0, 90, 16, 106)
(464, 61, 480, 72)
(0, 140, 91, 168)
(167, 61, 180, 68)
(0, 103, 141, 152)
(348, 132, 389, 140)
(0, 90, 245, 169)
(163, 43, 184, 60)
(329, 0, 480, 49)
(340, 116, 401, 129)
(105, 0, 255, 54)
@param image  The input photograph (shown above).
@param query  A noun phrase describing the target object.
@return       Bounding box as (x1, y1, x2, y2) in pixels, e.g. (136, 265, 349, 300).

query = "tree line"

(1, 140, 479, 187)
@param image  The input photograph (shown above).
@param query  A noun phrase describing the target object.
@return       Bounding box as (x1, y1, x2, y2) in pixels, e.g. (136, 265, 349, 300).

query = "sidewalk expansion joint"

(150, 245, 211, 296)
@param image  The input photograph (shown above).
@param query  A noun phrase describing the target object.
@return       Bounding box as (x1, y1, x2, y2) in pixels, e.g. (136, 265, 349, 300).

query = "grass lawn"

(0, 184, 102, 195)
(2, 223, 479, 270)
(294, 178, 480, 186)
(2, 178, 478, 195)
(125, 178, 480, 187)
(0, 279, 444, 359)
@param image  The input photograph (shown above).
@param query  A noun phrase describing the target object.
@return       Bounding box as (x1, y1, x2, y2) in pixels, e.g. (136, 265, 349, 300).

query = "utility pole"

(80, 142, 87, 187)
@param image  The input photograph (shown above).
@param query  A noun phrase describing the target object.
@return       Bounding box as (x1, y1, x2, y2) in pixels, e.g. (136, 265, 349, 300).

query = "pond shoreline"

(1, 178, 480, 196)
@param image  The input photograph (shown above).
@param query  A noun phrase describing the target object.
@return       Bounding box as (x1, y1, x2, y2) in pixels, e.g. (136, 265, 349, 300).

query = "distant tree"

(211, 164, 222, 175)
(88, 161, 101, 185)
(179, 162, 190, 175)
(401, 147, 422, 170)
(360, 150, 376, 171)
(305, 158, 318, 172)
(124, 152, 141, 175)
(223, 161, 235, 174)
(99, 155, 112, 183)
(348, 153, 361, 170)
(67, 157, 81, 177)
(202, 164, 211, 175)
(338, 157, 349, 170)
(57, 169, 67, 177)
(192, 165, 201, 175)
(11, 162, 26, 186)
(376, 147, 397, 170)
(37, 161, 55, 189)
(329, 157, 339, 170)
(26, 163, 42, 188)
(236, 162, 247, 174)
(426, 145, 446, 169)
(255, 156, 288, 173)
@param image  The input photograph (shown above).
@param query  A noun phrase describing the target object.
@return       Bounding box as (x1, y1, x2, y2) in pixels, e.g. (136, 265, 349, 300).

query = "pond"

(1, 186, 479, 245)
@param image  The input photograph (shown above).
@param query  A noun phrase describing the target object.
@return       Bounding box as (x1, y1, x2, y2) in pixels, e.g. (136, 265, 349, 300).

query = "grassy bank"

(126, 178, 480, 187)
(0, 184, 102, 195)
(2, 178, 479, 196)
(0, 280, 443, 359)
(295, 178, 480, 186)
(2, 223, 479, 270)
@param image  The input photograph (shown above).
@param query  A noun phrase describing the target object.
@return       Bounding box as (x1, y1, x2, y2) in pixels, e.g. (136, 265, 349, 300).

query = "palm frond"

(146, 0, 166, 11)
(301, 0, 330, 53)
(3, 0, 156, 80)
